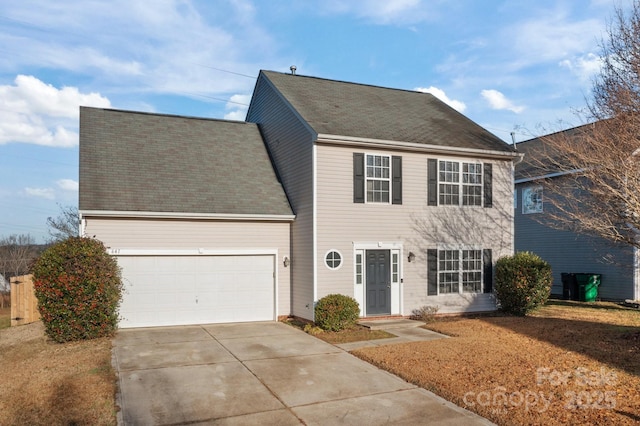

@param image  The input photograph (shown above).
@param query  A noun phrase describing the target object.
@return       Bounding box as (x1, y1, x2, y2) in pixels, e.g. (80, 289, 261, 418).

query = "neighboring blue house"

(514, 126, 640, 302)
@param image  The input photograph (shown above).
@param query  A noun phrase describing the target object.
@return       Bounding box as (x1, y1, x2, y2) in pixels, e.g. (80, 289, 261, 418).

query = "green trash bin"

(575, 273, 601, 302)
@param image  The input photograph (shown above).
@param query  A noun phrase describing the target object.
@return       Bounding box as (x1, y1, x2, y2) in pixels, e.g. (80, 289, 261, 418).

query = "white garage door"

(116, 254, 275, 328)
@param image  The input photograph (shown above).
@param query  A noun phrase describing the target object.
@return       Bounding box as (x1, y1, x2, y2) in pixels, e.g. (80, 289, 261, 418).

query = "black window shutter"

(483, 249, 493, 293)
(484, 163, 493, 208)
(427, 158, 438, 206)
(392, 156, 402, 204)
(427, 249, 438, 296)
(353, 153, 365, 203)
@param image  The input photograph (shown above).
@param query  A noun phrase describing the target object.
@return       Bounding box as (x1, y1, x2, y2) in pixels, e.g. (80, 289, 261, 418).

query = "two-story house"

(80, 70, 521, 328)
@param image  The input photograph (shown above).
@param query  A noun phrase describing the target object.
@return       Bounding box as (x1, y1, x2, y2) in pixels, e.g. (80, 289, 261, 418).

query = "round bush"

(33, 237, 123, 342)
(314, 294, 360, 331)
(495, 251, 552, 316)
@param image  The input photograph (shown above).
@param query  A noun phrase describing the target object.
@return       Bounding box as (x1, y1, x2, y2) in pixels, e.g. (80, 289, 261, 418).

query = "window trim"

(324, 249, 343, 270)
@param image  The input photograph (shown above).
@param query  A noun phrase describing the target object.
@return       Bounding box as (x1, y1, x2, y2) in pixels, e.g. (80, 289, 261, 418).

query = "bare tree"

(46, 204, 80, 242)
(0, 234, 38, 309)
(531, 1, 640, 249)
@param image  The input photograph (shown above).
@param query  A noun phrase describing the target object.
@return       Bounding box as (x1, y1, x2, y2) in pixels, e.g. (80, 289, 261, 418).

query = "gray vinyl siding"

(514, 184, 636, 301)
(316, 145, 515, 314)
(247, 76, 316, 320)
(82, 217, 292, 318)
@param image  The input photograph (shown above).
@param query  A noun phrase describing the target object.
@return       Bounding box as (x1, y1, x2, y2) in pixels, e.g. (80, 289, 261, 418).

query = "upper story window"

(366, 154, 390, 203)
(438, 161, 482, 206)
(428, 159, 492, 208)
(353, 153, 402, 204)
(522, 186, 543, 214)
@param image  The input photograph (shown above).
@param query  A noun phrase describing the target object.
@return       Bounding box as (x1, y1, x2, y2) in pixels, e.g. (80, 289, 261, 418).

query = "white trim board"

(108, 248, 278, 257)
(80, 210, 295, 221)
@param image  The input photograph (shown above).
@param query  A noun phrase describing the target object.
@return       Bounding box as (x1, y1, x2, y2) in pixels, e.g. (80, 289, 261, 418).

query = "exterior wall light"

(283, 256, 290, 267)
(408, 252, 416, 263)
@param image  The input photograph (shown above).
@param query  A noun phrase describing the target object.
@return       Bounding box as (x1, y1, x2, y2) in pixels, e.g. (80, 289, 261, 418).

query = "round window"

(325, 250, 342, 270)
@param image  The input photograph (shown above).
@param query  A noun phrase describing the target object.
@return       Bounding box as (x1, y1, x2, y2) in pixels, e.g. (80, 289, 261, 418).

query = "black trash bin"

(561, 273, 579, 301)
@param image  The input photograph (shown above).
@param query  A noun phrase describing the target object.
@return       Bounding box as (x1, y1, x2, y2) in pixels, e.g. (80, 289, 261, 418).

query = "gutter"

(316, 133, 523, 161)
(515, 169, 584, 184)
(79, 210, 296, 221)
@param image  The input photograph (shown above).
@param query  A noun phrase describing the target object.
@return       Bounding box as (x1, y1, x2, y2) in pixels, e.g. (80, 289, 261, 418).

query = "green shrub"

(33, 237, 123, 342)
(495, 251, 552, 316)
(314, 294, 360, 331)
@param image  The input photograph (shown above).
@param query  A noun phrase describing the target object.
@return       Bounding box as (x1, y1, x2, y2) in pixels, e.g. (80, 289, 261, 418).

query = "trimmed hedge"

(495, 251, 552, 316)
(314, 294, 360, 331)
(33, 237, 123, 342)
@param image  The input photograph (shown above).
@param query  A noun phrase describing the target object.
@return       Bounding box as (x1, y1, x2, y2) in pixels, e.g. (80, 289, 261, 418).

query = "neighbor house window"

(366, 154, 390, 203)
(438, 249, 483, 294)
(325, 250, 342, 270)
(438, 161, 482, 206)
(522, 186, 543, 214)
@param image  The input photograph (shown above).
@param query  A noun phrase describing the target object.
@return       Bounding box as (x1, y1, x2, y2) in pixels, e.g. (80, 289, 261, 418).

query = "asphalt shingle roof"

(79, 107, 293, 216)
(514, 124, 591, 181)
(260, 70, 516, 154)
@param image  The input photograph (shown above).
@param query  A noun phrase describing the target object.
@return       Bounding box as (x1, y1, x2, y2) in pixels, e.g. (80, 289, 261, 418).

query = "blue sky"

(0, 0, 622, 242)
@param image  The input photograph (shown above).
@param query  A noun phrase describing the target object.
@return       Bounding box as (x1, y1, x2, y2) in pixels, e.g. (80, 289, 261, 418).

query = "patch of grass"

(315, 326, 395, 344)
(281, 317, 395, 344)
(0, 307, 10, 329)
(353, 301, 640, 426)
(0, 323, 116, 425)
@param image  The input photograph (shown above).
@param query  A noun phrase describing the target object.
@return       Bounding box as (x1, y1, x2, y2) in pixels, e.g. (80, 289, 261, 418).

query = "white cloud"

(319, 0, 435, 25)
(481, 89, 525, 114)
(415, 86, 466, 112)
(559, 53, 602, 82)
(508, 10, 602, 69)
(25, 187, 55, 200)
(56, 179, 79, 192)
(0, 75, 110, 146)
(223, 94, 250, 121)
(223, 110, 246, 121)
(0, 1, 277, 100)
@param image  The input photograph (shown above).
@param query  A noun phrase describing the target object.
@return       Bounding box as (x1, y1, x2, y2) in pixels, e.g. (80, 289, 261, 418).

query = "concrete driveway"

(112, 322, 492, 425)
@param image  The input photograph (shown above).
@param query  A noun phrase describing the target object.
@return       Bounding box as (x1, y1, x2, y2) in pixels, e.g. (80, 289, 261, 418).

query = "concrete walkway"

(112, 321, 492, 425)
(337, 318, 449, 351)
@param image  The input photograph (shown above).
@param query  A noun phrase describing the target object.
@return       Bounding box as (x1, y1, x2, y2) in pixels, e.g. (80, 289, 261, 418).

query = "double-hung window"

(462, 163, 483, 206)
(438, 161, 482, 206)
(428, 247, 492, 296)
(366, 154, 390, 203)
(428, 159, 491, 207)
(522, 186, 543, 214)
(354, 152, 402, 204)
(437, 249, 482, 294)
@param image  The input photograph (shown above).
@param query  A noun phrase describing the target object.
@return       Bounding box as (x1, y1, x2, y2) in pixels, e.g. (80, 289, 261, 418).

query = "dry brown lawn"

(353, 301, 640, 426)
(0, 320, 116, 426)
(0, 307, 10, 330)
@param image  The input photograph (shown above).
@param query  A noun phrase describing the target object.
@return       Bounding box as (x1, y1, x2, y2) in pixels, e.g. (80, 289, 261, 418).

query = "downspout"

(511, 132, 524, 257)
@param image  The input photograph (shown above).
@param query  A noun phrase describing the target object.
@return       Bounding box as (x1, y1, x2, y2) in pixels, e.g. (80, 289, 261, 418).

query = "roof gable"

(79, 107, 292, 217)
(257, 70, 516, 154)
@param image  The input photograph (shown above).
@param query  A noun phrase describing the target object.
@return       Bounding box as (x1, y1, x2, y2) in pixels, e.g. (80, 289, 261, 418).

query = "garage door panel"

(117, 254, 276, 328)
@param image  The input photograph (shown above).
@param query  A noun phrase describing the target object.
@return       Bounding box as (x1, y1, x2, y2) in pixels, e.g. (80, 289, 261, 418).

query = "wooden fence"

(10, 274, 40, 326)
